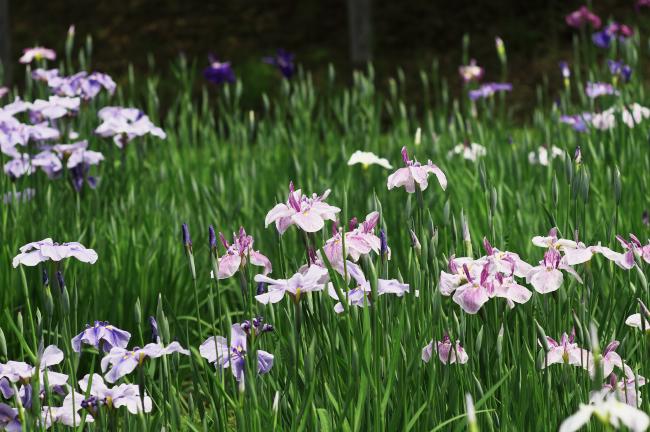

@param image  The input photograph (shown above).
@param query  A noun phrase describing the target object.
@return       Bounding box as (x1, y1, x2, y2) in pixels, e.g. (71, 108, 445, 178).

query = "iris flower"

(78, 373, 153, 414)
(211, 227, 272, 279)
(19, 47, 56, 64)
(347, 150, 392, 169)
(559, 390, 649, 432)
(72, 321, 131, 353)
(263, 49, 296, 79)
(101, 342, 189, 383)
(254, 265, 328, 304)
(199, 324, 273, 382)
(387, 147, 447, 193)
(12, 238, 98, 267)
(526, 248, 583, 294)
(265, 182, 340, 234)
(565, 6, 601, 29)
(540, 330, 589, 368)
(421, 334, 469, 365)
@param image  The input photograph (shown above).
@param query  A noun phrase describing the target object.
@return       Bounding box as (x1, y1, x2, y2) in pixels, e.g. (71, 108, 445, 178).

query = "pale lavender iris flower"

(101, 342, 189, 383)
(199, 324, 273, 382)
(210, 227, 272, 279)
(12, 238, 98, 267)
(95, 106, 166, 148)
(254, 264, 328, 304)
(422, 334, 469, 365)
(19, 47, 56, 64)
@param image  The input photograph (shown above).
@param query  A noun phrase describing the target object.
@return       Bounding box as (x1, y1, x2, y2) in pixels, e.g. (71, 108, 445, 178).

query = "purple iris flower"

(469, 83, 512, 101)
(560, 113, 591, 132)
(559, 61, 570, 79)
(240, 316, 274, 336)
(608, 60, 632, 83)
(263, 49, 296, 79)
(199, 324, 274, 383)
(0, 403, 20, 431)
(204, 56, 235, 85)
(592, 23, 633, 49)
(71, 321, 131, 353)
(101, 342, 189, 383)
(47, 71, 116, 100)
(585, 82, 618, 99)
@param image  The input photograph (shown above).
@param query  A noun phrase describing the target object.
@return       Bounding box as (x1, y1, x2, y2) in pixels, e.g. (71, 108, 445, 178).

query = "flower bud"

(495, 36, 507, 65)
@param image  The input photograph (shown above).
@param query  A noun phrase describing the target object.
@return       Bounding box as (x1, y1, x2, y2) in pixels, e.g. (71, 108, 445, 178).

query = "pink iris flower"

(421, 334, 469, 365)
(598, 365, 647, 407)
(265, 182, 341, 234)
(541, 330, 589, 368)
(326, 269, 409, 313)
(565, 6, 602, 29)
(584, 340, 623, 378)
(386, 147, 447, 193)
(254, 265, 329, 304)
(526, 248, 583, 294)
(211, 227, 271, 280)
(532, 227, 595, 265)
(594, 234, 650, 269)
(323, 211, 387, 264)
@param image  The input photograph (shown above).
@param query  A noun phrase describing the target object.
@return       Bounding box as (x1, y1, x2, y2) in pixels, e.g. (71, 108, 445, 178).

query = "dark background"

(4, 1, 646, 113)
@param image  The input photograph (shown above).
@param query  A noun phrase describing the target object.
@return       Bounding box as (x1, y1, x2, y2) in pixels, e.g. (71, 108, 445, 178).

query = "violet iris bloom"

(541, 330, 589, 369)
(199, 324, 274, 382)
(254, 265, 328, 304)
(592, 23, 633, 49)
(469, 83, 512, 100)
(79, 373, 153, 414)
(240, 317, 273, 336)
(608, 60, 633, 83)
(101, 342, 189, 383)
(560, 113, 592, 132)
(72, 321, 131, 353)
(265, 182, 341, 234)
(210, 227, 272, 279)
(565, 6, 602, 29)
(0, 403, 20, 431)
(204, 56, 236, 85)
(12, 238, 98, 267)
(526, 248, 583, 294)
(263, 49, 296, 79)
(47, 71, 117, 100)
(387, 147, 447, 193)
(421, 334, 469, 365)
(19, 47, 56, 64)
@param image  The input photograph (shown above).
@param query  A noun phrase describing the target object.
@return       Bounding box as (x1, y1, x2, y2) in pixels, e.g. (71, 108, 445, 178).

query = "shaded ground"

(7, 0, 647, 116)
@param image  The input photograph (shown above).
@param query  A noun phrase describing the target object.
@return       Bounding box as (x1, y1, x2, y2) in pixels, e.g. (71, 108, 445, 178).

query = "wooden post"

(347, 0, 372, 65)
(0, 0, 10, 84)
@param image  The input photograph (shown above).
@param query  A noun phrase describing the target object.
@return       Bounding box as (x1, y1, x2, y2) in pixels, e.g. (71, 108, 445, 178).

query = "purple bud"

(379, 229, 388, 258)
(331, 220, 339, 236)
(608, 373, 618, 388)
(483, 237, 494, 255)
(307, 247, 318, 264)
(569, 327, 576, 344)
(256, 282, 267, 296)
(401, 146, 410, 164)
(208, 226, 217, 250)
(643, 210, 649, 226)
(42, 269, 49, 287)
(56, 271, 65, 293)
(348, 217, 358, 231)
(181, 223, 192, 248)
(149, 316, 160, 343)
